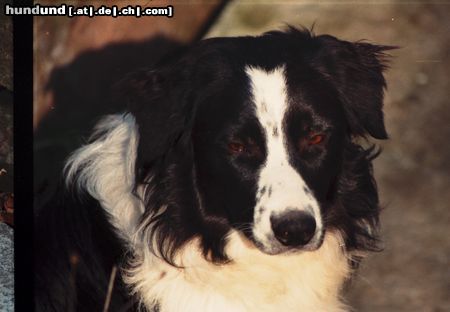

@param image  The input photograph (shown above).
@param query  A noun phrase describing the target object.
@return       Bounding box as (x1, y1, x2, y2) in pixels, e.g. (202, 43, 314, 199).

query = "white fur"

(64, 113, 143, 241)
(127, 231, 350, 312)
(66, 113, 351, 311)
(246, 66, 323, 253)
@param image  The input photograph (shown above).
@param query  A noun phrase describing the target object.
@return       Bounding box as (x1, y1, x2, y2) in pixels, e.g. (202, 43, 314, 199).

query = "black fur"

(35, 187, 136, 311)
(127, 27, 392, 264)
(35, 27, 392, 311)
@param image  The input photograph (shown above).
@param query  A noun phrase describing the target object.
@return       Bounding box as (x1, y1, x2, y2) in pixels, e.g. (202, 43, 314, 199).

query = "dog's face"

(191, 64, 348, 255)
(127, 28, 390, 260)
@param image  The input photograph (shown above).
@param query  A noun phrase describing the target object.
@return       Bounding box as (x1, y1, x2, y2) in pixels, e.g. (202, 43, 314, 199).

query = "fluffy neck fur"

(126, 232, 350, 312)
(65, 114, 352, 312)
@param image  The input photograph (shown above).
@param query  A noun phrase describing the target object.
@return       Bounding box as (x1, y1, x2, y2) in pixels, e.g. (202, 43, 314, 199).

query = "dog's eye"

(299, 133, 327, 151)
(308, 133, 325, 145)
(228, 139, 262, 158)
(228, 141, 245, 154)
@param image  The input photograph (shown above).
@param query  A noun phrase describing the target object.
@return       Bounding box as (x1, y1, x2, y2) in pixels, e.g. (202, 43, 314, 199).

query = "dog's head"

(124, 28, 392, 263)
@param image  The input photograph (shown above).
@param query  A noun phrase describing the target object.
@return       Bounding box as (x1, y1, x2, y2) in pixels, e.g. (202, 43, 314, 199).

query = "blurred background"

(30, 0, 450, 311)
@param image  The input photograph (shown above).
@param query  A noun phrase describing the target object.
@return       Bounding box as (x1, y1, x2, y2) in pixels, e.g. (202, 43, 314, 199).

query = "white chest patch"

(126, 231, 350, 312)
(245, 66, 323, 252)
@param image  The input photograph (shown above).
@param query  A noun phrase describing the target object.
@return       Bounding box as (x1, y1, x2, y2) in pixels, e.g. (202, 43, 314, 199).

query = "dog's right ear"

(313, 35, 395, 140)
(117, 66, 193, 179)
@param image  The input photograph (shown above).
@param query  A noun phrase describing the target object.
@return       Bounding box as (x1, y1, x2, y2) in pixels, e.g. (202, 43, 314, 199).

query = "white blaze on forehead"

(245, 65, 322, 251)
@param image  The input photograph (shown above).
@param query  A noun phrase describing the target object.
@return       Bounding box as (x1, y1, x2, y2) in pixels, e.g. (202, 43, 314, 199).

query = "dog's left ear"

(314, 35, 395, 139)
(116, 62, 195, 179)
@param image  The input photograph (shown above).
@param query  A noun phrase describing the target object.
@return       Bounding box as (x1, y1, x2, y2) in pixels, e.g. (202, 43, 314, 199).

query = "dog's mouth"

(242, 227, 326, 255)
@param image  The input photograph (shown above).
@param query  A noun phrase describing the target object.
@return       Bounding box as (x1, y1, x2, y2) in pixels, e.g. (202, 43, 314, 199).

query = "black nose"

(271, 211, 316, 247)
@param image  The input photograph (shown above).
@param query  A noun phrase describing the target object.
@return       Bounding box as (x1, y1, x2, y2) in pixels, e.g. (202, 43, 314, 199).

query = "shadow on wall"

(34, 37, 185, 211)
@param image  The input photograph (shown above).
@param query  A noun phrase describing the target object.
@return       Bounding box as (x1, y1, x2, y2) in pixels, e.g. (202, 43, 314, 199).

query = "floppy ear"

(314, 35, 394, 139)
(117, 65, 194, 179)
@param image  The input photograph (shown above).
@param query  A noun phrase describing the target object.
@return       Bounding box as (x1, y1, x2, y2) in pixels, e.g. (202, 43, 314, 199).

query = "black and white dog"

(35, 27, 392, 311)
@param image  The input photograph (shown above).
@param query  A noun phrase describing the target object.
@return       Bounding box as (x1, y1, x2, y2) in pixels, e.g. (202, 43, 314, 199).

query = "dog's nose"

(271, 211, 316, 247)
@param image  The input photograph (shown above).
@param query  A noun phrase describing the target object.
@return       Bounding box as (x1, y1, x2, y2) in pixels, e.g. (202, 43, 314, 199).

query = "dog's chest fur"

(125, 232, 350, 312)
(66, 114, 352, 311)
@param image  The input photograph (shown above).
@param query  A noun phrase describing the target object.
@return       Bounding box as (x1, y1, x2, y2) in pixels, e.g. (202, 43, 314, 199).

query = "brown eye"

(308, 134, 325, 145)
(228, 142, 245, 154)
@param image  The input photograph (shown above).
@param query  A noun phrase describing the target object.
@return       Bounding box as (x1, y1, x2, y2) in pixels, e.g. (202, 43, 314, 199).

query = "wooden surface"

(34, 0, 224, 128)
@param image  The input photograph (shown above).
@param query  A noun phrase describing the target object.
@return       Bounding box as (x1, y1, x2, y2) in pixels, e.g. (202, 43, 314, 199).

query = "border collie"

(35, 27, 392, 312)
